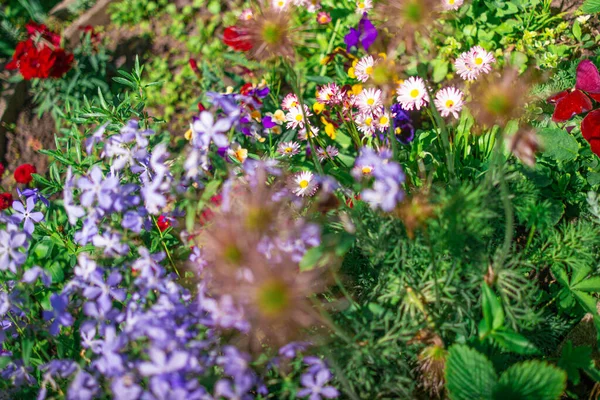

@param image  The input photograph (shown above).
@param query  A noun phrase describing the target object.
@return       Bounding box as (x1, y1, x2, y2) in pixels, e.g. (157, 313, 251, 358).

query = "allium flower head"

(278, 141, 301, 157)
(455, 46, 496, 81)
(291, 171, 318, 197)
(434, 87, 464, 118)
(376, 0, 439, 50)
(238, 9, 296, 60)
(396, 77, 429, 111)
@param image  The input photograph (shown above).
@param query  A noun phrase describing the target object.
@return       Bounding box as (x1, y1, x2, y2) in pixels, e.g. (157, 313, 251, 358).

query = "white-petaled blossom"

(297, 125, 319, 141)
(441, 0, 464, 10)
(316, 83, 342, 105)
(455, 46, 495, 81)
(281, 93, 300, 110)
(356, 0, 373, 13)
(272, 0, 290, 10)
(316, 145, 339, 162)
(291, 171, 318, 197)
(285, 105, 312, 130)
(376, 112, 391, 131)
(239, 8, 254, 20)
(355, 112, 377, 136)
(356, 88, 383, 114)
(434, 87, 464, 118)
(277, 141, 301, 157)
(396, 77, 429, 111)
(270, 109, 286, 125)
(354, 55, 376, 83)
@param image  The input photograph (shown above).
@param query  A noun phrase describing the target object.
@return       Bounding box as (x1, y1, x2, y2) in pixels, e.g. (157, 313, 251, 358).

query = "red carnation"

(223, 26, 253, 52)
(0, 193, 12, 210)
(26, 22, 61, 47)
(157, 215, 171, 232)
(14, 164, 37, 184)
(7, 37, 73, 80)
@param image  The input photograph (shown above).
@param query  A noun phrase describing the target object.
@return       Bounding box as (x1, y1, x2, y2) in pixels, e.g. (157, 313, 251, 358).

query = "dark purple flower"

(344, 14, 378, 52)
(263, 116, 276, 129)
(18, 188, 49, 207)
(390, 103, 415, 144)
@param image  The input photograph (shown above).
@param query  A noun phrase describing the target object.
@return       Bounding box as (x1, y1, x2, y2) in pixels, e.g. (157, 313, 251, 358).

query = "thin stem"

(424, 86, 455, 182)
(151, 215, 181, 277)
(493, 129, 514, 268)
(319, 19, 342, 76)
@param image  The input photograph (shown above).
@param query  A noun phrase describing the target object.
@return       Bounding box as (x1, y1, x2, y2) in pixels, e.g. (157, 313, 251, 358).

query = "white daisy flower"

(297, 125, 319, 141)
(277, 141, 301, 157)
(441, 0, 464, 10)
(375, 112, 391, 131)
(396, 77, 429, 111)
(291, 171, 318, 197)
(272, 0, 290, 10)
(355, 112, 377, 136)
(356, 88, 384, 114)
(239, 8, 254, 20)
(354, 55, 376, 83)
(316, 83, 342, 105)
(455, 46, 495, 81)
(356, 0, 373, 13)
(434, 87, 464, 118)
(281, 93, 300, 110)
(285, 105, 312, 130)
(316, 145, 339, 162)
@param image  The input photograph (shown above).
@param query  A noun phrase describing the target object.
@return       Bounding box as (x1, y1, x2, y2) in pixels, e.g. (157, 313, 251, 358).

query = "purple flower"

(279, 342, 311, 359)
(43, 294, 74, 336)
(18, 188, 49, 207)
(67, 370, 99, 400)
(344, 14, 378, 52)
(390, 103, 415, 144)
(22, 266, 52, 287)
(64, 168, 85, 225)
(12, 197, 44, 235)
(111, 375, 142, 400)
(297, 369, 339, 400)
(40, 360, 78, 379)
(215, 375, 254, 400)
(93, 325, 126, 377)
(1, 361, 36, 387)
(138, 348, 189, 376)
(0, 226, 28, 273)
(85, 123, 108, 154)
(92, 231, 129, 257)
(77, 166, 119, 210)
(192, 111, 232, 148)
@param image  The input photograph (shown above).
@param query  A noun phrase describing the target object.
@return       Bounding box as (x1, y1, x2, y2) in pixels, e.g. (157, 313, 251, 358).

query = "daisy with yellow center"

(291, 171, 318, 197)
(277, 141, 301, 157)
(442, 0, 463, 10)
(281, 93, 300, 110)
(272, 0, 289, 11)
(316, 83, 341, 105)
(354, 55, 377, 83)
(285, 105, 312, 130)
(455, 46, 495, 81)
(396, 76, 429, 111)
(239, 8, 254, 21)
(356, 0, 373, 13)
(376, 112, 391, 131)
(357, 88, 383, 114)
(434, 87, 464, 119)
(355, 112, 377, 136)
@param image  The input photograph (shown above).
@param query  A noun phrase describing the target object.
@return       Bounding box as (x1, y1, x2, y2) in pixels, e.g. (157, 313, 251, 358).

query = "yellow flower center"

(285, 147, 293, 153)
(295, 114, 303, 122)
(367, 98, 375, 105)
(299, 180, 309, 188)
(365, 66, 373, 75)
(365, 117, 373, 126)
(395, 127, 402, 134)
(362, 166, 373, 174)
(445, 99, 454, 108)
(410, 89, 420, 98)
(380, 116, 389, 125)
(278, 0, 284, 6)
(475, 57, 483, 65)
(449, 0, 455, 4)
(358, 2, 365, 9)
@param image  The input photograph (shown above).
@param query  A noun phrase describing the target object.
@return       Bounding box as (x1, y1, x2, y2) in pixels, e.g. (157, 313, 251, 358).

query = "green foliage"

(446, 345, 567, 400)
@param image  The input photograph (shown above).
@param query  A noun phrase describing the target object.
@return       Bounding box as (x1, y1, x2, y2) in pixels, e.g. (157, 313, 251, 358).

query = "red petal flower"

(223, 26, 253, 52)
(157, 215, 171, 232)
(551, 89, 593, 122)
(189, 58, 199, 73)
(581, 109, 600, 157)
(0, 193, 13, 210)
(576, 59, 600, 94)
(14, 164, 37, 184)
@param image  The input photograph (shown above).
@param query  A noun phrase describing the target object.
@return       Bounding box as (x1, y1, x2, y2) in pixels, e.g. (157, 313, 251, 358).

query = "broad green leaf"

(446, 345, 498, 400)
(493, 360, 566, 400)
(558, 341, 591, 385)
(572, 276, 600, 292)
(491, 329, 540, 355)
(582, 0, 600, 13)
(481, 283, 505, 334)
(431, 59, 449, 83)
(572, 290, 598, 314)
(573, 21, 582, 41)
(537, 128, 579, 162)
(571, 264, 592, 287)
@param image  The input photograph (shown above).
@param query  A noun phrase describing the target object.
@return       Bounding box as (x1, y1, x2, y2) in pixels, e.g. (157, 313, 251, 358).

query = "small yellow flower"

(320, 56, 330, 65)
(251, 110, 262, 121)
(325, 123, 336, 139)
(313, 102, 325, 114)
(234, 148, 248, 163)
(226, 86, 234, 94)
(351, 84, 363, 96)
(378, 52, 387, 60)
(184, 128, 193, 141)
(348, 67, 356, 79)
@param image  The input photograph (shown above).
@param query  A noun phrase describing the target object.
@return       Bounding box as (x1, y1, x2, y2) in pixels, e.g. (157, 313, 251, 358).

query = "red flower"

(0, 163, 5, 177)
(26, 22, 61, 47)
(223, 26, 253, 52)
(189, 58, 199, 74)
(14, 164, 37, 184)
(48, 48, 74, 78)
(581, 109, 600, 157)
(7, 37, 73, 80)
(79, 25, 101, 44)
(0, 193, 12, 210)
(198, 102, 206, 112)
(157, 215, 171, 232)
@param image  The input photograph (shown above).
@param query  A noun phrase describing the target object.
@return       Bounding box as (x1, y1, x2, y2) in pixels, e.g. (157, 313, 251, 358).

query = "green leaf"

(558, 341, 592, 385)
(431, 59, 449, 83)
(572, 276, 600, 292)
(481, 283, 504, 337)
(572, 290, 598, 314)
(446, 345, 498, 400)
(573, 21, 582, 41)
(582, 0, 600, 13)
(537, 128, 579, 162)
(491, 329, 540, 355)
(493, 360, 566, 400)
(299, 246, 324, 271)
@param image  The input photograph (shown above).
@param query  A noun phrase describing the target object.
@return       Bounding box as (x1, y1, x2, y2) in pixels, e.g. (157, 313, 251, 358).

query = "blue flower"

(0, 225, 28, 274)
(43, 294, 74, 336)
(12, 197, 44, 235)
(192, 111, 232, 148)
(344, 13, 378, 52)
(298, 369, 339, 400)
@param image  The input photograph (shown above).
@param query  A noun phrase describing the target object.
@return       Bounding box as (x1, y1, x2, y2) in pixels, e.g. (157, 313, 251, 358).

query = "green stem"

(151, 215, 181, 277)
(493, 129, 514, 268)
(424, 86, 455, 182)
(319, 19, 342, 76)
